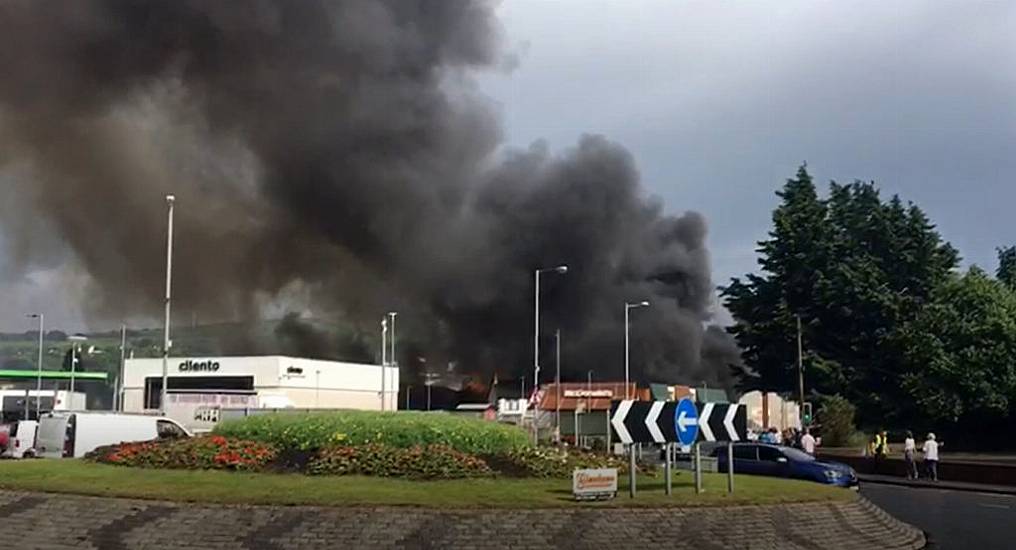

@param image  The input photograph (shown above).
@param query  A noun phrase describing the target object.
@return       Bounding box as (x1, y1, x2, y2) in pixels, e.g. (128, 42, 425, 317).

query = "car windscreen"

(781, 447, 815, 462)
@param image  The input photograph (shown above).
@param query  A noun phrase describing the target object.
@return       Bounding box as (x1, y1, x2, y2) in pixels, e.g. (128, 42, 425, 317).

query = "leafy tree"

(998, 246, 1016, 288)
(893, 268, 1016, 441)
(723, 166, 958, 428)
(818, 395, 857, 447)
(725, 165, 830, 393)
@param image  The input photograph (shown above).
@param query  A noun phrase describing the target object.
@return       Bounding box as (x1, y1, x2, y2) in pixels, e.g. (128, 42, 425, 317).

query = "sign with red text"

(572, 468, 617, 500)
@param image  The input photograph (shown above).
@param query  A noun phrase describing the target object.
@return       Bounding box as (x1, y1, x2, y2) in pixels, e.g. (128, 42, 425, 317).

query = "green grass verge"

(0, 460, 855, 508)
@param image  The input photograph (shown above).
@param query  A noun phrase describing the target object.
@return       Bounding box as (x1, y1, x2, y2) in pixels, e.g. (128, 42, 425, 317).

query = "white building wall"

(122, 356, 399, 412)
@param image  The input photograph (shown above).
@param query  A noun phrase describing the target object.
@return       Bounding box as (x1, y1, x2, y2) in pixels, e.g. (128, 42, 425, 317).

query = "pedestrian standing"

(800, 428, 816, 456)
(872, 430, 889, 474)
(922, 432, 941, 481)
(903, 431, 918, 480)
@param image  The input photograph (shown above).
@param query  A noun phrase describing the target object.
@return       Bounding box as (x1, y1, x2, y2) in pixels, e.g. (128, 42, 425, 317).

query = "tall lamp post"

(624, 301, 650, 399)
(26, 313, 43, 419)
(555, 329, 561, 442)
(67, 334, 88, 400)
(534, 264, 568, 444)
(388, 311, 397, 410)
(162, 194, 175, 415)
(380, 316, 387, 411)
(117, 324, 126, 412)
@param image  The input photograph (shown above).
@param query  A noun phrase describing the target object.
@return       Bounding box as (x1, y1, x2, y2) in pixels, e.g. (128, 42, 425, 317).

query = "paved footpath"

(0, 490, 925, 549)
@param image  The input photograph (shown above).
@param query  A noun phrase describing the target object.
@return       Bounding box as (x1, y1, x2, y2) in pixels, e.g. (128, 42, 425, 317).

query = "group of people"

(870, 429, 941, 481)
(750, 426, 818, 455)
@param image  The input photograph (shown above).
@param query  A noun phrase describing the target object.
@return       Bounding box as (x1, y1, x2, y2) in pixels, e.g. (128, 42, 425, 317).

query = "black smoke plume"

(0, 1, 739, 390)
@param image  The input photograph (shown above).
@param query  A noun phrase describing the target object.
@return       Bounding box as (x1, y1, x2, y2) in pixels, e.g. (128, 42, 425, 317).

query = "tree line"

(723, 165, 1016, 448)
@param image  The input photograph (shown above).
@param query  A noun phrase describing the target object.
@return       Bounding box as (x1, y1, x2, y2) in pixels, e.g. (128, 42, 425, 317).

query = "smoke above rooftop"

(0, 0, 738, 390)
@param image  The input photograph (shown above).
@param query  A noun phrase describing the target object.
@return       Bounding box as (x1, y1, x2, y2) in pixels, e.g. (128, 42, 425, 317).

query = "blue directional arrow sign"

(674, 398, 699, 446)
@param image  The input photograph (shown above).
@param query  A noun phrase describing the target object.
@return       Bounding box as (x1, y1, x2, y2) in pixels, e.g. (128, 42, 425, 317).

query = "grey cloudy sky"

(2, 1, 1014, 331)
(477, 0, 1015, 287)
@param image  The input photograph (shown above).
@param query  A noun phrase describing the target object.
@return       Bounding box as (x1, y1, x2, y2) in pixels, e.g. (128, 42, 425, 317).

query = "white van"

(36, 412, 191, 459)
(2, 420, 38, 458)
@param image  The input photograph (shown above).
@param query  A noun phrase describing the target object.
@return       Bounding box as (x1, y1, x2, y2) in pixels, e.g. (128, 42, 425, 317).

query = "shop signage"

(178, 359, 221, 372)
(563, 389, 613, 398)
(572, 468, 617, 501)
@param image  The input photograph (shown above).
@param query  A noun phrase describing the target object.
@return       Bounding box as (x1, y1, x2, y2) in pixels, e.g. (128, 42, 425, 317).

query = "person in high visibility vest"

(871, 430, 889, 474)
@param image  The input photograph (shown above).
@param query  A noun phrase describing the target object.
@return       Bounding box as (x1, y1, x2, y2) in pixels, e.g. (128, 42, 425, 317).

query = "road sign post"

(665, 442, 672, 496)
(675, 398, 699, 447)
(694, 442, 703, 494)
(628, 444, 636, 498)
(609, 399, 746, 498)
(727, 441, 734, 493)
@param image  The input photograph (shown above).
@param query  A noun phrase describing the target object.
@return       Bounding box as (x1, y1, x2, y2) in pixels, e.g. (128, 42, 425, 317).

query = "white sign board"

(572, 468, 618, 500)
(165, 393, 258, 433)
(563, 389, 613, 398)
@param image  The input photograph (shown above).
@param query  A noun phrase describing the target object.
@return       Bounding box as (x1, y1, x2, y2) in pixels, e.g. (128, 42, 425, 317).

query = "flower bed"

(308, 444, 492, 479)
(483, 446, 634, 478)
(86, 435, 277, 472)
(213, 411, 529, 455)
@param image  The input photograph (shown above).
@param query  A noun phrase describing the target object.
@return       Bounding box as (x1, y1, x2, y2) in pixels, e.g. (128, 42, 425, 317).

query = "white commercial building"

(123, 356, 398, 430)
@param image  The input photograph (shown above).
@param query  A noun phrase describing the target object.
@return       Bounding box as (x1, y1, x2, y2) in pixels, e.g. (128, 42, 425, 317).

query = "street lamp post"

(534, 264, 567, 444)
(389, 311, 397, 410)
(380, 317, 387, 411)
(624, 301, 650, 400)
(67, 334, 87, 400)
(162, 194, 175, 415)
(26, 314, 43, 419)
(586, 370, 592, 447)
(117, 324, 126, 412)
(555, 329, 561, 442)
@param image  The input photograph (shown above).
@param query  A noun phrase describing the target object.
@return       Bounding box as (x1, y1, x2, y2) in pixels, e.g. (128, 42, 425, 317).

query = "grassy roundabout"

(0, 413, 853, 507)
(0, 459, 853, 508)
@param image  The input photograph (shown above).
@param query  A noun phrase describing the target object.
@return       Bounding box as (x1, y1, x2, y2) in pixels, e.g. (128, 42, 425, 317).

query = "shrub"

(819, 395, 858, 447)
(485, 446, 633, 478)
(86, 435, 277, 471)
(308, 444, 492, 479)
(214, 411, 529, 454)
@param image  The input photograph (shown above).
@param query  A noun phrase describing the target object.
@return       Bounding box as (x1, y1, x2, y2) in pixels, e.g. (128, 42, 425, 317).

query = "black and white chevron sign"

(610, 400, 746, 444)
(696, 402, 746, 442)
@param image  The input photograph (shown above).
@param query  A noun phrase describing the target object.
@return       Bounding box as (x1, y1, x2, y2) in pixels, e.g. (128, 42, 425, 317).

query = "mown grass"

(0, 460, 855, 508)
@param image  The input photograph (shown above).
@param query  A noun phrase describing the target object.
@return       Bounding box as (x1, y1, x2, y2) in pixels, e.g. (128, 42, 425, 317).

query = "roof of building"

(695, 388, 730, 403)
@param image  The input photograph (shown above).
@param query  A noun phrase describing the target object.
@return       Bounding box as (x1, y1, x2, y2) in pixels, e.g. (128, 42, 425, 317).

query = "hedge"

(213, 411, 530, 454)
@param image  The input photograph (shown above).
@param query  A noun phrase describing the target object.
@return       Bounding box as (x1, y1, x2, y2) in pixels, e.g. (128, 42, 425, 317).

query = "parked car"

(36, 412, 191, 459)
(2, 420, 39, 458)
(713, 442, 858, 488)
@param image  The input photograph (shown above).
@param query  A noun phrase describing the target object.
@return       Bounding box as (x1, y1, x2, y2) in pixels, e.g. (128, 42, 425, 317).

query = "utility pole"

(797, 314, 805, 423)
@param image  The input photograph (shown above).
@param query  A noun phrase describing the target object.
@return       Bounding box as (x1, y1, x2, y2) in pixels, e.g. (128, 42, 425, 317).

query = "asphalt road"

(861, 482, 1016, 549)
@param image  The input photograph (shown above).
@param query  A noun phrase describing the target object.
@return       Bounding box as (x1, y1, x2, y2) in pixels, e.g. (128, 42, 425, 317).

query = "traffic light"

(802, 402, 813, 425)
